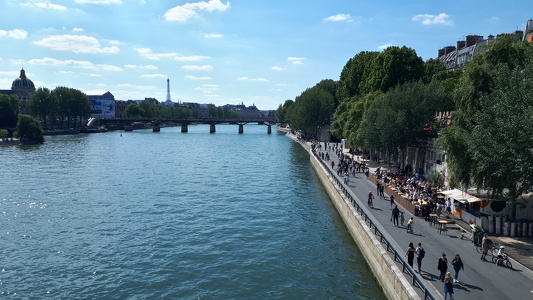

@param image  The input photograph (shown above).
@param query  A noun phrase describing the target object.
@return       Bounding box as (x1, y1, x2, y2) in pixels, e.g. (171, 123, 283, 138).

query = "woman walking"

(437, 253, 448, 281)
(405, 242, 415, 268)
(443, 272, 454, 300)
(451, 254, 464, 282)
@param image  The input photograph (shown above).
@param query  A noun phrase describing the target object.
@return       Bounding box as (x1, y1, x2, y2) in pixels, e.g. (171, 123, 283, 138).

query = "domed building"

(11, 68, 36, 96)
(1, 68, 36, 101)
(0, 68, 36, 114)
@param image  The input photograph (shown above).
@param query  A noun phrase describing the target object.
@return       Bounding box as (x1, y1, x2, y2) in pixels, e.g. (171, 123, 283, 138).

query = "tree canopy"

(285, 81, 335, 139)
(15, 114, 44, 144)
(0, 94, 21, 128)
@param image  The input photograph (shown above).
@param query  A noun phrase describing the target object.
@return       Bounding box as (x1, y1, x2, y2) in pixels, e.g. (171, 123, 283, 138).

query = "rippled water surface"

(0, 125, 385, 299)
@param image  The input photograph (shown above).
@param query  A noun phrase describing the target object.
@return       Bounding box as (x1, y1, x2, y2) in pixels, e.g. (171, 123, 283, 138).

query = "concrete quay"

(287, 134, 533, 300)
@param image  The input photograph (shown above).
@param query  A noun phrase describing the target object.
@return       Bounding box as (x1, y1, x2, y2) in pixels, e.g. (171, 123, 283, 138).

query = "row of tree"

(122, 101, 193, 119)
(27, 86, 92, 128)
(278, 36, 533, 207)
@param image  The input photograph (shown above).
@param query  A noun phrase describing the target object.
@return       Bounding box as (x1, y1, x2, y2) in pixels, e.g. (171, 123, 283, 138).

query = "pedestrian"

(451, 254, 464, 282)
(445, 198, 451, 218)
(405, 242, 415, 268)
(443, 272, 454, 300)
(481, 233, 490, 261)
(392, 205, 400, 226)
(415, 242, 425, 272)
(437, 253, 448, 281)
(389, 195, 395, 209)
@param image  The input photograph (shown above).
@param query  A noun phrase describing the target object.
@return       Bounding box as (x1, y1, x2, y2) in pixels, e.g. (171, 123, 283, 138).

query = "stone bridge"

(95, 117, 278, 133)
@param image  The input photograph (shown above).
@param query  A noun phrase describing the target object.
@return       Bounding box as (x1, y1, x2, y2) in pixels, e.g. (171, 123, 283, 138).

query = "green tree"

(463, 63, 532, 208)
(27, 87, 58, 128)
(359, 46, 424, 94)
(0, 94, 21, 128)
(357, 81, 444, 161)
(123, 104, 145, 117)
(422, 58, 445, 84)
(15, 114, 44, 143)
(275, 99, 294, 123)
(71, 88, 92, 128)
(285, 84, 334, 139)
(337, 51, 379, 100)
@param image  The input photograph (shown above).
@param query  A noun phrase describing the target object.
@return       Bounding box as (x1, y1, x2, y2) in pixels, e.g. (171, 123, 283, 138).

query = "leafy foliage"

(0, 94, 21, 128)
(285, 82, 335, 139)
(15, 114, 44, 143)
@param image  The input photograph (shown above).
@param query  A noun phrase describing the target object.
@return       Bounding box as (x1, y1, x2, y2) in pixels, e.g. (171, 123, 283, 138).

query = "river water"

(0, 125, 385, 299)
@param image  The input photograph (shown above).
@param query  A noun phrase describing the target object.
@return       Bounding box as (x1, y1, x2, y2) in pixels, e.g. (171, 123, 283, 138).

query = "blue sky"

(0, 0, 530, 110)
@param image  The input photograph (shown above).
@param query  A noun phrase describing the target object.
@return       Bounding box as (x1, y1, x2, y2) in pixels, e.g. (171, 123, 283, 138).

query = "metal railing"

(312, 151, 437, 300)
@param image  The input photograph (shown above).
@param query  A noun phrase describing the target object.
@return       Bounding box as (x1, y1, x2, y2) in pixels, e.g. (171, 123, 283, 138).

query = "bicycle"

(476, 243, 498, 257)
(492, 254, 512, 269)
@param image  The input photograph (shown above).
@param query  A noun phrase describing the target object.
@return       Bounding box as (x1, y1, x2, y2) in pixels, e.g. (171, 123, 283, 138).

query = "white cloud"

(0, 29, 28, 39)
(182, 65, 213, 71)
(237, 77, 268, 82)
(89, 73, 103, 77)
(412, 13, 453, 25)
(125, 64, 158, 70)
(196, 83, 220, 93)
(20, 2, 67, 10)
(75, 0, 122, 4)
(27, 57, 123, 71)
(203, 33, 224, 38)
(324, 14, 352, 22)
(271, 66, 285, 71)
(164, 0, 230, 22)
(0, 71, 22, 77)
(34, 35, 120, 54)
(378, 43, 393, 50)
(141, 74, 167, 78)
(73, 27, 85, 32)
(117, 83, 157, 89)
(184, 75, 212, 80)
(288, 57, 307, 64)
(135, 48, 177, 60)
(175, 55, 211, 61)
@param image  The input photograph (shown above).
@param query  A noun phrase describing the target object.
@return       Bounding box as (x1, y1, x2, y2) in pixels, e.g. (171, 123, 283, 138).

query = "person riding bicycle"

(407, 217, 414, 233)
(496, 246, 505, 264)
(367, 191, 374, 207)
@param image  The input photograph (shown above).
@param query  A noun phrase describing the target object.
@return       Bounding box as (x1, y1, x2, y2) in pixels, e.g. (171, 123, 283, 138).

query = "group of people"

(405, 245, 463, 300)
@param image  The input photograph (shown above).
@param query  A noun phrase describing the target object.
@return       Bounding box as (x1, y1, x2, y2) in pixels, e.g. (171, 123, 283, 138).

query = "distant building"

(87, 91, 115, 118)
(438, 19, 531, 69)
(0, 68, 36, 112)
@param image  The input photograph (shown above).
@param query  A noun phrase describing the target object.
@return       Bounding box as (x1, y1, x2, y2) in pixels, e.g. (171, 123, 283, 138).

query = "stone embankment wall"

(308, 151, 420, 300)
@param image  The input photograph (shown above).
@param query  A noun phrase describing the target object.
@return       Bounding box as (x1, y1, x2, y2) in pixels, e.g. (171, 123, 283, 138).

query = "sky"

(0, 0, 531, 110)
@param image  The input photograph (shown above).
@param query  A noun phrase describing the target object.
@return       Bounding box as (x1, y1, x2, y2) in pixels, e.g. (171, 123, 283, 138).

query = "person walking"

(389, 194, 395, 209)
(443, 272, 454, 300)
(437, 253, 448, 281)
(481, 233, 491, 261)
(405, 242, 415, 268)
(451, 254, 464, 283)
(392, 205, 400, 226)
(415, 242, 425, 273)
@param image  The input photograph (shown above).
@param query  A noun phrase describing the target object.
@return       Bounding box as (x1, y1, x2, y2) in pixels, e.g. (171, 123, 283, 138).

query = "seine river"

(0, 125, 385, 299)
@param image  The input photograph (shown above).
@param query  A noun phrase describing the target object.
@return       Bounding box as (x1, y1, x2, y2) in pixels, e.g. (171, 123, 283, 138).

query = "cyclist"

(407, 217, 414, 233)
(367, 191, 374, 207)
(496, 246, 505, 264)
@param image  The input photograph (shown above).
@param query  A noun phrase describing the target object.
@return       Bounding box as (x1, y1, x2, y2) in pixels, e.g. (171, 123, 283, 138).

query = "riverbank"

(282, 130, 420, 300)
(283, 129, 533, 300)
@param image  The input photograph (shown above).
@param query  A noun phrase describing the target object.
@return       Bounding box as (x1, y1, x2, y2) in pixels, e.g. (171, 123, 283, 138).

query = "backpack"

(418, 247, 425, 258)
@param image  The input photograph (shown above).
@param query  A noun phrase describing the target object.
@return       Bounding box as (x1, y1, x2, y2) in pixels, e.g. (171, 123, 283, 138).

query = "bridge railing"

(311, 149, 437, 300)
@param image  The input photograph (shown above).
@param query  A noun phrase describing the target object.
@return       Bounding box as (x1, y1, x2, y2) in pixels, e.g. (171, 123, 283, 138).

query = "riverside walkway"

(313, 142, 533, 300)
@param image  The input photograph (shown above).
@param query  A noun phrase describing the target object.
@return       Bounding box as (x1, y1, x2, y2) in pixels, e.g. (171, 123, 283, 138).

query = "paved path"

(317, 144, 533, 300)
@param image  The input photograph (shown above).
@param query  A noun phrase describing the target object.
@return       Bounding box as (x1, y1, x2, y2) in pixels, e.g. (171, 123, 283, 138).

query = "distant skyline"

(0, 0, 531, 109)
